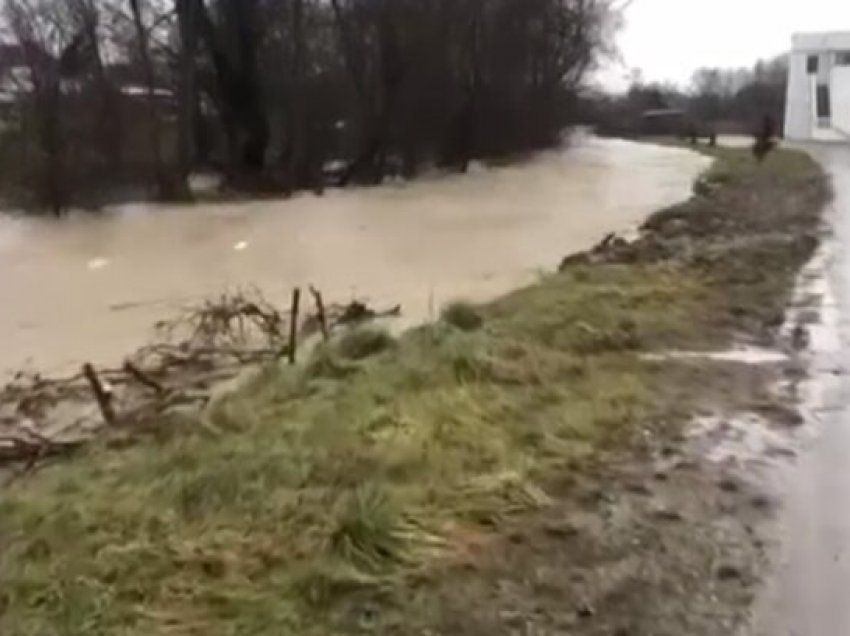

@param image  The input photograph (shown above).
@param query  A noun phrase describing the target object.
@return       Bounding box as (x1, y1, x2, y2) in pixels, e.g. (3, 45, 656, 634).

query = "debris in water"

(0, 287, 403, 471)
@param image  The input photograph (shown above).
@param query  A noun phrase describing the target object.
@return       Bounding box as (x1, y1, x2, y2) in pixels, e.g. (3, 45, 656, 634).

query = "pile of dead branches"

(0, 287, 401, 471)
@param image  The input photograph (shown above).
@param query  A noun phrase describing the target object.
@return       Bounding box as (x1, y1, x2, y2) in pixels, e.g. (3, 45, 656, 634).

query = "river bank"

(0, 145, 830, 635)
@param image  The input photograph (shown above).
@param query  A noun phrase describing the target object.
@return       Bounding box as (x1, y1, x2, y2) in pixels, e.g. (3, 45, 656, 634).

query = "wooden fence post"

(309, 286, 329, 341)
(82, 363, 116, 424)
(289, 287, 301, 365)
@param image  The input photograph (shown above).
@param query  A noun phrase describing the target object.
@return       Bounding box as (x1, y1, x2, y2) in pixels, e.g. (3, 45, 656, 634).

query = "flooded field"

(0, 136, 708, 375)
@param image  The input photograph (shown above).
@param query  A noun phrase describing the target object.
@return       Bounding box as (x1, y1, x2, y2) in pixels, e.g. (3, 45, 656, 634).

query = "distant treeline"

(0, 0, 618, 213)
(587, 57, 788, 138)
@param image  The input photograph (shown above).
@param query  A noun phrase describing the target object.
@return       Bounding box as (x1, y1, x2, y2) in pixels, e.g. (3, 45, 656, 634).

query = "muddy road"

(0, 136, 707, 376)
(754, 144, 850, 636)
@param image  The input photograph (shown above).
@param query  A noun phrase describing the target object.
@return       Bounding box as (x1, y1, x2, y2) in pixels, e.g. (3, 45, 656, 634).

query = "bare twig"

(0, 288, 401, 474)
(123, 361, 166, 395)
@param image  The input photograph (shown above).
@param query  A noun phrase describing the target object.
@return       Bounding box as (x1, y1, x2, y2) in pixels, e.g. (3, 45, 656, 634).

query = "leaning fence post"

(82, 363, 116, 425)
(309, 285, 329, 341)
(289, 287, 302, 365)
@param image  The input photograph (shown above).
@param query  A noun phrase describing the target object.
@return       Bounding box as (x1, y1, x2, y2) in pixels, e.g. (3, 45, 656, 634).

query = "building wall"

(793, 32, 850, 53)
(785, 52, 814, 139)
(784, 32, 850, 141)
(833, 66, 850, 136)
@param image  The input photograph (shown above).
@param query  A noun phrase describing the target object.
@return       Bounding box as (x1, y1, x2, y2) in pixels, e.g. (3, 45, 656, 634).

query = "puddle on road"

(682, 245, 841, 474)
(688, 413, 798, 466)
(643, 347, 790, 365)
(0, 136, 708, 376)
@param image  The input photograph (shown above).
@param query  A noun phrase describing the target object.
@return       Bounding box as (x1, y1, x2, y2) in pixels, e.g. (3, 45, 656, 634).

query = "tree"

(127, 0, 169, 195)
(193, 0, 270, 180)
(3, 0, 106, 213)
(175, 0, 197, 192)
(0, 0, 620, 208)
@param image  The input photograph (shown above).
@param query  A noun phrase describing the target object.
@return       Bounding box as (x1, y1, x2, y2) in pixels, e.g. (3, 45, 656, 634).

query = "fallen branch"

(332, 301, 402, 327)
(0, 287, 403, 474)
(123, 361, 166, 395)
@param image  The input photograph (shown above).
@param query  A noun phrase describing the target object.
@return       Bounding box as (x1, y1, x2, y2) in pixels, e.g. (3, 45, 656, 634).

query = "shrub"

(441, 301, 484, 332)
(337, 328, 396, 360)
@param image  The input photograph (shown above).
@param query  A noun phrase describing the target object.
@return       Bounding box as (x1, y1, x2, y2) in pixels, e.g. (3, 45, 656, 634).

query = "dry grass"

(0, 264, 707, 635)
(0, 146, 827, 635)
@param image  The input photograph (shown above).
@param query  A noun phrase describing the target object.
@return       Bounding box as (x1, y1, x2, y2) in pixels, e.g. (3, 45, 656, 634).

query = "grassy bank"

(0, 146, 829, 635)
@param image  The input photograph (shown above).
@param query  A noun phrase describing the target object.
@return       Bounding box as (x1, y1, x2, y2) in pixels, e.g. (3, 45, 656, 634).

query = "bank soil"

(0, 146, 829, 635)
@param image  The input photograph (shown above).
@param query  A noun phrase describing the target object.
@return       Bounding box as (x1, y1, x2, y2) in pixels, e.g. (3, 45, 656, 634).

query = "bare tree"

(127, 0, 169, 196)
(0, 0, 619, 207)
(3, 0, 99, 213)
(175, 0, 197, 194)
(191, 0, 269, 180)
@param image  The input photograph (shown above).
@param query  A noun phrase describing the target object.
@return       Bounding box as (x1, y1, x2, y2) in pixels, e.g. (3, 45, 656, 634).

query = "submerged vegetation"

(0, 145, 830, 635)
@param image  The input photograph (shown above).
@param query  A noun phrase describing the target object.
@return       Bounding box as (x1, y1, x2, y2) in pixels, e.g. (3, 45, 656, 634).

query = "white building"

(785, 32, 850, 141)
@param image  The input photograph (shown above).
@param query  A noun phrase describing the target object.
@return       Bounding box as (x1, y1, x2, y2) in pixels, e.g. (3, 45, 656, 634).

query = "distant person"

(752, 115, 777, 163)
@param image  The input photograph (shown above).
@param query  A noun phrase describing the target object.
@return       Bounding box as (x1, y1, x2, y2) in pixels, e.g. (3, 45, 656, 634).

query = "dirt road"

(754, 144, 850, 636)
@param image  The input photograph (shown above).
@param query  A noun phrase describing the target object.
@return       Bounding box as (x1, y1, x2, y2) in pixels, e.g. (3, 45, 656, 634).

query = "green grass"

(441, 300, 485, 332)
(335, 326, 397, 360)
(700, 144, 822, 182)
(645, 138, 823, 183)
(0, 146, 826, 635)
(0, 265, 709, 636)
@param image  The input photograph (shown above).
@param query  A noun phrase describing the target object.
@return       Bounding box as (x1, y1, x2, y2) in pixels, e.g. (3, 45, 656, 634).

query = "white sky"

(600, 0, 850, 90)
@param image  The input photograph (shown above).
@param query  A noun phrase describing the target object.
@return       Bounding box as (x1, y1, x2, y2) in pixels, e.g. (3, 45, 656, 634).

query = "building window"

(817, 84, 831, 119)
(807, 55, 819, 74)
(837, 51, 850, 66)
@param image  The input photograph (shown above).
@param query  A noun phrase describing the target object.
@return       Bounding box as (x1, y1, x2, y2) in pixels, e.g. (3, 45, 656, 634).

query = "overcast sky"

(600, 0, 850, 90)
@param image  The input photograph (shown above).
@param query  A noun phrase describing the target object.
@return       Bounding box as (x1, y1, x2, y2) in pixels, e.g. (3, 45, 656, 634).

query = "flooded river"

(0, 136, 707, 376)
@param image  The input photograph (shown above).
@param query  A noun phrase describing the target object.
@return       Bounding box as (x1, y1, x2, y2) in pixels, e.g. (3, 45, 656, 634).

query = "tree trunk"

(128, 0, 169, 198)
(175, 0, 197, 197)
(193, 0, 269, 180)
(331, 0, 404, 185)
(283, 0, 305, 190)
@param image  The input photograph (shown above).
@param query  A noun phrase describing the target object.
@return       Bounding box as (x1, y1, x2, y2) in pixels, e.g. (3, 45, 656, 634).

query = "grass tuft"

(328, 485, 411, 572)
(336, 327, 396, 360)
(441, 300, 484, 331)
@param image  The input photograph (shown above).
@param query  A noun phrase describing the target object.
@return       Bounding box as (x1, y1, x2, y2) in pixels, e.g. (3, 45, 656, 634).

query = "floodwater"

(0, 135, 707, 376)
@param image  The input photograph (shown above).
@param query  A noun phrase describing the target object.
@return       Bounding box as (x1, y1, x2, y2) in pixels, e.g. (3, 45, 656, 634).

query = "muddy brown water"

(0, 136, 708, 376)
